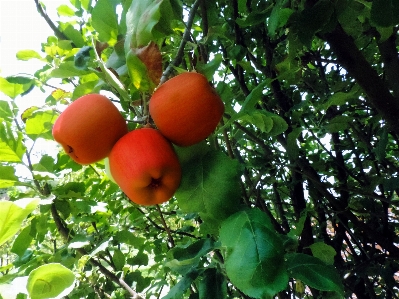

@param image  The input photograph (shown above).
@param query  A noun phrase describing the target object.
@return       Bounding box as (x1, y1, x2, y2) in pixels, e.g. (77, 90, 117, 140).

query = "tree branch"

(323, 25, 399, 136)
(33, 0, 70, 42)
(160, 0, 201, 84)
(51, 202, 143, 298)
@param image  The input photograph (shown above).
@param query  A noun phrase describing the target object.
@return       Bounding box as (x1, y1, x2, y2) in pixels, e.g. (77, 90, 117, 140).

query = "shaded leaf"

(162, 270, 199, 299)
(219, 209, 289, 298)
(308, 242, 336, 265)
(370, 0, 399, 27)
(198, 268, 227, 299)
(286, 253, 344, 295)
(174, 149, 241, 233)
(166, 238, 214, 275)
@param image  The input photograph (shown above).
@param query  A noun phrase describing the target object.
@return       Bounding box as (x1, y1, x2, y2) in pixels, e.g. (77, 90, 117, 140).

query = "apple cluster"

(52, 72, 224, 205)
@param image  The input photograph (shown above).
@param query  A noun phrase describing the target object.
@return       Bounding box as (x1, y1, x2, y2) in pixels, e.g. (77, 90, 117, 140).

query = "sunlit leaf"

(11, 225, 33, 256)
(0, 77, 33, 99)
(27, 263, 75, 299)
(125, 0, 181, 49)
(0, 121, 26, 163)
(25, 110, 58, 140)
(16, 49, 43, 61)
(132, 41, 163, 86)
(91, 0, 118, 45)
(126, 49, 151, 91)
(57, 4, 76, 17)
(0, 198, 40, 246)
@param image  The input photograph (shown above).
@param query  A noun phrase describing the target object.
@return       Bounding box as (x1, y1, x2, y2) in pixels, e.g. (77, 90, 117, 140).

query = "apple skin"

(149, 72, 224, 147)
(52, 94, 128, 165)
(108, 128, 182, 205)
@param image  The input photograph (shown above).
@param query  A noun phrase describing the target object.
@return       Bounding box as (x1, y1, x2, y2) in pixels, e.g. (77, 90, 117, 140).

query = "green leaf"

(115, 230, 146, 247)
(286, 253, 344, 295)
(324, 115, 351, 133)
(51, 61, 89, 78)
(0, 77, 33, 99)
(308, 242, 336, 265)
(74, 46, 92, 70)
(241, 80, 268, 111)
(27, 263, 75, 299)
(219, 209, 289, 298)
(59, 23, 85, 48)
(174, 149, 241, 233)
(0, 165, 20, 188)
(196, 54, 223, 81)
(198, 268, 227, 299)
(91, 0, 119, 45)
(16, 50, 43, 61)
(374, 127, 388, 162)
(126, 49, 151, 91)
(269, 5, 293, 36)
(0, 198, 40, 246)
(25, 110, 58, 140)
(233, 110, 288, 135)
(112, 249, 126, 271)
(286, 127, 302, 160)
(162, 270, 199, 299)
(57, 4, 76, 16)
(370, 0, 399, 27)
(166, 238, 214, 275)
(0, 121, 26, 162)
(127, 252, 148, 266)
(68, 234, 91, 249)
(0, 100, 14, 120)
(289, 0, 335, 47)
(125, 0, 180, 49)
(322, 89, 358, 110)
(11, 225, 33, 256)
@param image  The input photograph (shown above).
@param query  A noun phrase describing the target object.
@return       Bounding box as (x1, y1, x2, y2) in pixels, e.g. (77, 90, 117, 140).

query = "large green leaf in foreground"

(219, 209, 289, 298)
(27, 263, 75, 299)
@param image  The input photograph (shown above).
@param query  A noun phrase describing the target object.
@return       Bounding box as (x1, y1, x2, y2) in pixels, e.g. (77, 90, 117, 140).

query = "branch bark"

(33, 0, 70, 42)
(160, 0, 201, 84)
(323, 25, 399, 136)
(51, 202, 143, 298)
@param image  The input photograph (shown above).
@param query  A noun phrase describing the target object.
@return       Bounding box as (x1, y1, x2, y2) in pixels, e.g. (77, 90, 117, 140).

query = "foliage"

(1, 0, 399, 298)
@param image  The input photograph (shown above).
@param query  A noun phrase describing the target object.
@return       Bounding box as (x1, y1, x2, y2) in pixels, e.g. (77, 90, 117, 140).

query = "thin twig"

(156, 204, 175, 247)
(160, 0, 201, 84)
(33, 0, 71, 43)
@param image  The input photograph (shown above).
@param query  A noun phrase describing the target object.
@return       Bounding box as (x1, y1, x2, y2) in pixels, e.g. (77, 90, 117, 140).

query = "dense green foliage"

(1, 0, 399, 298)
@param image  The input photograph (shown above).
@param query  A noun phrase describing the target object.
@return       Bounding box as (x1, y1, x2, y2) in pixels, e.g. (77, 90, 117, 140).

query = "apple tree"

(1, 0, 399, 298)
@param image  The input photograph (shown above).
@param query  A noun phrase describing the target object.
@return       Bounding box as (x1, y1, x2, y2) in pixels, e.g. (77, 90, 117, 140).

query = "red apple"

(149, 72, 224, 147)
(108, 128, 181, 205)
(52, 94, 128, 165)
